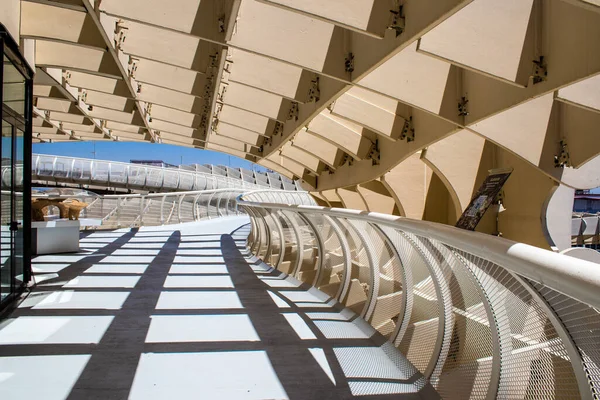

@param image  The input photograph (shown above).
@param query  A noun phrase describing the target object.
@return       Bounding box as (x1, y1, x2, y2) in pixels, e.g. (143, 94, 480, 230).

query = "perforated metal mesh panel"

(304, 213, 346, 298)
(361, 223, 403, 339)
(394, 232, 441, 374)
(249, 207, 270, 260)
(436, 244, 495, 399)
(196, 192, 213, 219)
(337, 218, 372, 316)
(293, 212, 320, 285)
(240, 193, 598, 399)
(262, 210, 282, 267)
(453, 250, 580, 399)
(274, 211, 299, 275)
(528, 280, 600, 399)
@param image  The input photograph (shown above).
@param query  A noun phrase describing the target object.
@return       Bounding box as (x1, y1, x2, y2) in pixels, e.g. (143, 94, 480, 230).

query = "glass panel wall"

(0, 26, 33, 311)
(0, 119, 12, 303)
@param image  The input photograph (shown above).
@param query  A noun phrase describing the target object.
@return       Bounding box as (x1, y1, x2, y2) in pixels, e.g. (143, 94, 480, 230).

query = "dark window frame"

(0, 24, 33, 312)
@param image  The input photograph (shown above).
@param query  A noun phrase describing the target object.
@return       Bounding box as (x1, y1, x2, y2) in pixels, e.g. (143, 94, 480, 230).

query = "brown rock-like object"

(31, 198, 89, 221)
(31, 199, 52, 222)
(65, 199, 88, 220)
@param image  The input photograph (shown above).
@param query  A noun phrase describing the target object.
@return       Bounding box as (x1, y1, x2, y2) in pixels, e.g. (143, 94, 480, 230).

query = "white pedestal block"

(32, 220, 80, 255)
(78, 218, 103, 227)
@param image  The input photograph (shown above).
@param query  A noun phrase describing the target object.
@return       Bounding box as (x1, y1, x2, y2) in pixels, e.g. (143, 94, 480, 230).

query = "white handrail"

(237, 198, 600, 311)
(237, 191, 600, 399)
(31, 188, 252, 228)
(28, 154, 291, 191)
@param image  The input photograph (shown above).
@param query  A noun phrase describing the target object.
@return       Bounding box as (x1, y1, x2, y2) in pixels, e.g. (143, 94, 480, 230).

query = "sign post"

(455, 168, 513, 231)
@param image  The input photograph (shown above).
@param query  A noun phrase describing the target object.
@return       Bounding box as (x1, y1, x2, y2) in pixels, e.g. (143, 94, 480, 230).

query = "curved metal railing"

(237, 192, 600, 400)
(572, 213, 600, 249)
(10, 154, 301, 192)
(39, 189, 247, 229)
(35, 189, 314, 230)
(26, 186, 600, 397)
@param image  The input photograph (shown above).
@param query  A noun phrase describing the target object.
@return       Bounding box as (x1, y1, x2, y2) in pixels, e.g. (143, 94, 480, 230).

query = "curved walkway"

(25, 154, 299, 192)
(0, 217, 435, 399)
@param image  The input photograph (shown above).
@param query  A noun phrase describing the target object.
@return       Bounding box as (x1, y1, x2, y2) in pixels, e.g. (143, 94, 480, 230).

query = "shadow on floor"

(0, 219, 437, 399)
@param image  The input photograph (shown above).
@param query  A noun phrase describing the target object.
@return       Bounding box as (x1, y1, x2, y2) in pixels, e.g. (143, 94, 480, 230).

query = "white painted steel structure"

(4, 0, 599, 248)
(25, 186, 600, 398)
(26, 154, 300, 191)
(236, 191, 600, 400)
(39, 189, 314, 229)
(572, 213, 600, 247)
(2, 0, 600, 396)
(39, 189, 243, 228)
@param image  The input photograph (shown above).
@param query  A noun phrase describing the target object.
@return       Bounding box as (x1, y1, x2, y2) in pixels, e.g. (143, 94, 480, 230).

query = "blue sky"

(33, 141, 268, 171)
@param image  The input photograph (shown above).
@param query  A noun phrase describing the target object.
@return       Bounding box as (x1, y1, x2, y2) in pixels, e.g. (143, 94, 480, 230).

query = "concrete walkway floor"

(0, 216, 436, 399)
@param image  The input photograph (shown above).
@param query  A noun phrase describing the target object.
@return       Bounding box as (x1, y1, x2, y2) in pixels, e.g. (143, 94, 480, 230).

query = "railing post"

(298, 213, 325, 287)
(222, 193, 229, 216)
(165, 197, 175, 224)
(69, 158, 75, 180)
(192, 193, 201, 221)
(160, 195, 166, 225)
(88, 160, 93, 184)
(266, 210, 286, 270)
(217, 192, 225, 216)
(51, 157, 57, 177)
(245, 207, 262, 256)
(346, 220, 380, 322)
(374, 225, 413, 345)
(116, 197, 121, 228)
(225, 193, 233, 216)
(400, 233, 453, 381)
(215, 193, 221, 216)
(447, 247, 513, 399)
(139, 195, 145, 226)
(33, 154, 40, 177)
(258, 209, 275, 263)
(323, 215, 352, 302)
(206, 191, 216, 219)
(257, 210, 272, 261)
(201, 193, 209, 219)
(282, 212, 304, 278)
(178, 194, 184, 223)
